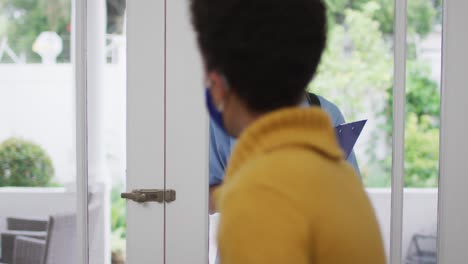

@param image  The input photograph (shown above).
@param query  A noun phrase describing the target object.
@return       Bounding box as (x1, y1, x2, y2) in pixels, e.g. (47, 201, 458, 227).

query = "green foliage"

(0, 137, 54, 187)
(309, 3, 392, 121)
(325, 0, 370, 26)
(383, 62, 440, 127)
(374, 112, 440, 188)
(0, 0, 70, 63)
(406, 63, 440, 119)
(311, 1, 441, 188)
(111, 184, 126, 256)
(359, 0, 435, 37)
(404, 113, 439, 187)
(406, 0, 437, 37)
(309, 4, 393, 187)
(324, 0, 437, 37)
(379, 62, 440, 187)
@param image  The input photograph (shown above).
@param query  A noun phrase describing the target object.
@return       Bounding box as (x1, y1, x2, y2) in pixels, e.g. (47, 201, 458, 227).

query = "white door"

(120, 1, 468, 264)
(125, 0, 208, 263)
(165, 0, 209, 263)
(125, 0, 165, 263)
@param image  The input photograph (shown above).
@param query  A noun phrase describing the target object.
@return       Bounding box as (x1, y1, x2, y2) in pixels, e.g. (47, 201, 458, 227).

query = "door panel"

(166, 0, 209, 263)
(438, 0, 468, 263)
(123, 0, 468, 264)
(126, 0, 165, 263)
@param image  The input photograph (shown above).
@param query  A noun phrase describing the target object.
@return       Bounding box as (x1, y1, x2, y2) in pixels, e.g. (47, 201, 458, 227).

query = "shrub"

(0, 138, 54, 187)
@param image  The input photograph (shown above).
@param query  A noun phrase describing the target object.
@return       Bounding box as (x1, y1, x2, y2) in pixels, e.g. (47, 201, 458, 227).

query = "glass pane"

(0, 1, 76, 263)
(106, 21, 127, 264)
(307, 0, 394, 259)
(0, 1, 128, 262)
(403, 0, 441, 263)
(206, 1, 396, 262)
(107, 19, 127, 264)
(87, 0, 127, 263)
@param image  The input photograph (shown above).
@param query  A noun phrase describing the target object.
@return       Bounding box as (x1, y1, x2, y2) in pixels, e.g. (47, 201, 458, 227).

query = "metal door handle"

(121, 189, 176, 203)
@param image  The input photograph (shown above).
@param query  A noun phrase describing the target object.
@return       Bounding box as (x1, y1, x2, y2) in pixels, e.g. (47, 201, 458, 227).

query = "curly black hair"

(190, 0, 327, 112)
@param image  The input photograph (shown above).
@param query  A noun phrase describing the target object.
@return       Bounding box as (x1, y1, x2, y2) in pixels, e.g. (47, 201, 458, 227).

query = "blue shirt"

(209, 95, 361, 186)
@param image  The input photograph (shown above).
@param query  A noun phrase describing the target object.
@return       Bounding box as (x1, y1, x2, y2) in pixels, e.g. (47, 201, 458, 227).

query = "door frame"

(390, 0, 407, 262)
(74, 0, 89, 262)
(73, 0, 468, 263)
(437, 0, 468, 263)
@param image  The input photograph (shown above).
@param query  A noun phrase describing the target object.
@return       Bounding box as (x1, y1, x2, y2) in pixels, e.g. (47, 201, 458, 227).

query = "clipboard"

(335, 119, 367, 159)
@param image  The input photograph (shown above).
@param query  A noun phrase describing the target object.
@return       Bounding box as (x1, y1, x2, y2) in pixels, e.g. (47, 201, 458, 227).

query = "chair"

(7, 218, 48, 232)
(0, 196, 102, 264)
(8, 201, 100, 264)
(1, 229, 47, 263)
(405, 234, 437, 264)
(11, 237, 46, 264)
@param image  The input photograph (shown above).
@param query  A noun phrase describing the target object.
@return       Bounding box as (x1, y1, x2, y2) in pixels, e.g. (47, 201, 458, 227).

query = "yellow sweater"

(214, 107, 385, 264)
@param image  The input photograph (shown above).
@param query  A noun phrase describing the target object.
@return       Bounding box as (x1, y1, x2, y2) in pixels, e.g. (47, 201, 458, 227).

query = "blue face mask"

(205, 89, 226, 131)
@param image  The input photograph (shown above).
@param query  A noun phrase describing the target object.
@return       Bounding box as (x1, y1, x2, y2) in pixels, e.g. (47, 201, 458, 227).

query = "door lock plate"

(121, 189, 176, 203)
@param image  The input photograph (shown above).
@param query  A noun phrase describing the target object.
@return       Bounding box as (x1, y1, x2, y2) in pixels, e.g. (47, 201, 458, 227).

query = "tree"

(0, 0, 128, 63)
(379, 61, 440, 187)
(309, 3, 394, 186)
(0, 0, 70, 63)
(324, 0, 437, 37)
(310, 1, 441, 187)
(404, 113, 439, 187)
(309, 3, 392, 121)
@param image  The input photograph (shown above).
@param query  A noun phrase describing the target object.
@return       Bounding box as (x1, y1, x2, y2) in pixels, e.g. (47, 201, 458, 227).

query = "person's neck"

(229, 95, 303, 137)
(231, 110, 263, 138)
(231, 100, 303, 137)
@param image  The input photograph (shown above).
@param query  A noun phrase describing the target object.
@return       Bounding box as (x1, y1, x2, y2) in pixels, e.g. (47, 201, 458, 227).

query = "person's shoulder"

(223, 147, 361, 214)
(218, 149, 318, 210)
(316, 95, 345, 125)
(316, 95, 341, 116)
(237, 147, 338, 189)
(210, 118, 231, 142)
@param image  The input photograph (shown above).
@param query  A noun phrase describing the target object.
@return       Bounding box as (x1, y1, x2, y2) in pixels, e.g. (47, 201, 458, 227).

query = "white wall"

(369, 188, 438, 261)
(0, 64, 126, 185)
(0, 65, 75, 183)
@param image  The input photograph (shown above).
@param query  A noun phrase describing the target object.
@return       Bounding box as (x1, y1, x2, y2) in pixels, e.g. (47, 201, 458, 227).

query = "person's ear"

(207, 71, 229, 109)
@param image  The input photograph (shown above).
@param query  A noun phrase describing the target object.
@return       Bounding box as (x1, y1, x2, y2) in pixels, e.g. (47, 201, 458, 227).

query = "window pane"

(88, 1, 127, 263)
(0, 1, 76, 263)
(403, 0, 441, 263)
(307, 0, 395, 259)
